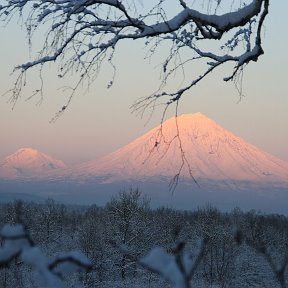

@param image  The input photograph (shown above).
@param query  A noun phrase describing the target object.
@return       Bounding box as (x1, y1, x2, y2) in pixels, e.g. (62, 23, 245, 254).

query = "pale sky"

(0, 1, 287, 164)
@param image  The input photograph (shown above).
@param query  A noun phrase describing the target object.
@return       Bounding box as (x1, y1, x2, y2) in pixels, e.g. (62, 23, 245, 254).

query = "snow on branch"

(235, 229, 288, 288)
(140, 240, 206, 288)
(0, 224, 92, 288)
(0, 0, 269, 115)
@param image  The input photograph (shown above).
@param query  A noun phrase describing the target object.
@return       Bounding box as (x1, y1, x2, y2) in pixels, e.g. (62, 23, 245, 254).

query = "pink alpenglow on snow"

(0, 113, 287, 185)
(0, 148, 66, 179)
(73, 113, 288, 184)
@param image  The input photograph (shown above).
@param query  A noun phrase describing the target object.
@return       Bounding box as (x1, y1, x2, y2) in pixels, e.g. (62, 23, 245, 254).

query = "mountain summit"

(0, 148, 66, 179)
(74, 113, 288, 184)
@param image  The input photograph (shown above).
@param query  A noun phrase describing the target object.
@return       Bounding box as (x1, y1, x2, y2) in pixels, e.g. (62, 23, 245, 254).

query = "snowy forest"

(0, 189, 288, 288)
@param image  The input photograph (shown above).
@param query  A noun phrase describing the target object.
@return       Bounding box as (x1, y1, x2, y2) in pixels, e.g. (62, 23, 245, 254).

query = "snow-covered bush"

(0, 224, 91, 288)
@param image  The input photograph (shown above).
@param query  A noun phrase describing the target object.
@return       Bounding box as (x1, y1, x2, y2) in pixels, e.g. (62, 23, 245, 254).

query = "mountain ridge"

(0, 113, 287, 185)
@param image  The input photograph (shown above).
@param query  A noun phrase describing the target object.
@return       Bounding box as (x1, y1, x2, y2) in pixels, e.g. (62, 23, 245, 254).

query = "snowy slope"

(73, 113, 288, 184)
(0, 148, 66, 180)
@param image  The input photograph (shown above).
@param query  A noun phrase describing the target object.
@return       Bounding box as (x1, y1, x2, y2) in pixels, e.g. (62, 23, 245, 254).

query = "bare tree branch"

(0, 0, 269, 113)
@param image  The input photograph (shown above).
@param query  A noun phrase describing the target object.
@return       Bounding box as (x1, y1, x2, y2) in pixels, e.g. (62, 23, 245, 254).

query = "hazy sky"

(0, 1, 287, 164)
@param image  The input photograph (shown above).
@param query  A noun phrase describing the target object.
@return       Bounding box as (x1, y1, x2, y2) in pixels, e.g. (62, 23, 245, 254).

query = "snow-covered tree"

(1, 202, 288, 287)
(0, 223, 92, 288)
(106, 188, 150, 280)
(77, 205, 109, 285)
(0, 0, 269, 116)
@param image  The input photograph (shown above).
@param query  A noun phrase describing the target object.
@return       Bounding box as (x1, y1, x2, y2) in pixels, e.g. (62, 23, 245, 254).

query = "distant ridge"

(0, 148, 66, 180)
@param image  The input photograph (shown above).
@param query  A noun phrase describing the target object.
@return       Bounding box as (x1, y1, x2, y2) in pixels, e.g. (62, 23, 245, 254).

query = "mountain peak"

(167, 112, 210, 122)
(7, 147, 48, 163)
(14, 147, 41, 157)
(179, 112, 205, 119)
(164, 112, 215, 126)
(76, 113, 288, 183)
(159, 113, 220, 139)
(0, 148, 66, 179)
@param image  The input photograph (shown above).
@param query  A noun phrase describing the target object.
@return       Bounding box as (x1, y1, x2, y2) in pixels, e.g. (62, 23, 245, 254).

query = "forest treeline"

(0, 188, 288, 288)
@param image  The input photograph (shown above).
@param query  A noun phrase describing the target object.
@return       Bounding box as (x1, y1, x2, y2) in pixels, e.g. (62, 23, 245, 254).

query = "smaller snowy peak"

(8, 148, 44, 162)
(0, 148, 66, 180)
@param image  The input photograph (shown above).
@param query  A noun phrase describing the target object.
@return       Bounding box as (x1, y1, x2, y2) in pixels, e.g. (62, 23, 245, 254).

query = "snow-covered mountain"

(0, 148, 66, 180)
(1, 114, 287, 185)
(71, 113, 288, 184)
(1, 114, 288, 213)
